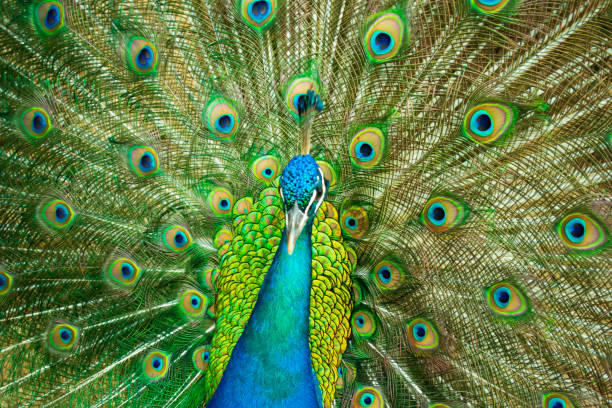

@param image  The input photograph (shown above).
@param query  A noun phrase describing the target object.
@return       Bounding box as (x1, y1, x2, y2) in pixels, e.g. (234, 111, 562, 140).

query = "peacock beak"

(285, 202, 309, 255)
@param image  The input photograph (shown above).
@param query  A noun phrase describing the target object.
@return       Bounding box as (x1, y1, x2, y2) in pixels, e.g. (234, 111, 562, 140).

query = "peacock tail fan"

(0, 0, 610, 407)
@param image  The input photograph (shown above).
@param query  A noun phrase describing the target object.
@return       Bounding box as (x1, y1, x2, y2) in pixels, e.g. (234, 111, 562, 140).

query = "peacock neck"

(207, 219, 321, 408)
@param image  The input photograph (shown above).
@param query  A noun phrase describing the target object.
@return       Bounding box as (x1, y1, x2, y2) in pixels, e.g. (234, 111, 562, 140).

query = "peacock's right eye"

(463, 102, 515, 144)
(363, 12, 405, 63)
(422, 196, 466, 232)
(352, 386, 383, 408)
(35, 1, 65, 35)
(128, 146, 160, 177)
(557, 213, 607, 251)
(192, 345, 211, 372)
(108, 257, 141, 287)
(252, 155, 280, 182)
(208, 187, 234, 216)
(126, 37, 158, 75)
(204, 98, 239, 140)
(143, 351, 169, 381)
(407, 318, 439, 351)
(163, 225, 193, 252)
(20, 107, 52, 138)
(349, 127, 385, 168)
(49, 322, 79, 351)
(241, 0, 276, 30)
(471, 0, 512, 14)
(42, 199, 75, 229)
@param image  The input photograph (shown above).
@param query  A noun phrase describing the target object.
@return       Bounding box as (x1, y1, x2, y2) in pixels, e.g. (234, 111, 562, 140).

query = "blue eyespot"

(32, 112, 47, 132)
(203, 351, 210, 362)
(493, 286, 511, 308)
(338, 366, 343, 376)
(427, 203, 446, 226)
(0, 275, 5, 289)
(59, 328, 72, 343)
(564, 218, 586, 243)
(152, 356, 163, 371)
(174, 231, 187, 248)
(370, 30, 394, 55)
(356, 316, 365, 328)
(479, 0, 502, 5)
(214, 114, 235, 134)
(136, 46, 154, 69)
(469, 110, 494, 137)
(548, 398, 566, 408)
(377, 266, 392, 284)
(248, 0, 272, 23)
(412, 323, 427, 341)
(219, 199, 231, 210)
(44, 5, 61, 29)
(355, 141, 375, 161)
(190, 295, 201, 308)
(345, 216, 358, 230)
(120, 263, 135, 279)
(54, 204, 69, 223)
(139, 152, 156, 172)
(360, 392, 375, 406)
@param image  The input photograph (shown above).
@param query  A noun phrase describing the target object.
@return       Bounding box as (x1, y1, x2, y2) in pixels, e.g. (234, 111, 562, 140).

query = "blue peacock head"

(279, 155, 327, 254)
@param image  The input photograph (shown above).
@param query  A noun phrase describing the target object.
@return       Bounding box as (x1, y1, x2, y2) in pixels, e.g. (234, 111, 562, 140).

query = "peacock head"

(279, 155, 327, 255)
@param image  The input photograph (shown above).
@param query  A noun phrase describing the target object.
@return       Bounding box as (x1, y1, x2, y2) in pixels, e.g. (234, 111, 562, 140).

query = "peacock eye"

(108, 257, 141, 287)
(20, 107, 52, 139)
(49, 322, 79, 351)
(363, 12, 405, 63)
(180, 289, 207, 317)
(372, 260, 405, 291)
(41, 199, 75, 229)
(422, 196, 467, 232)
(350, 127, 386, 168)
(471, 0, 511, 14)
(352, 386, 384, 408)
(241, 0, 277, 30)
(317, 161, 337, 188)
(252, 155, 280, 182)
(485, 282, 528, 317)
(351, 308, 377, 339)
(126, 37, 158, 75)
(192, 345, 211, 372)
(542, 393, 574, 408)
(0, 270, 13, 295)
(463, 102, 516, 144)
(208, 187, 234, 216)
(285, 77, 319, 118)
(341, 206, 369, 239)
(163, 225, 193, 252)
(203, 98, 239, 140)
(557, 213, 607, 251)
(128, 146, 160, 177)
(35, 1, 65, 35)
(406, 318, 439, 352)
(143, 351, 169, 381)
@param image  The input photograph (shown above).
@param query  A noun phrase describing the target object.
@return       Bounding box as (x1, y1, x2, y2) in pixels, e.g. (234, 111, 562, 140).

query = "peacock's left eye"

(126, 37, 158, 75)
(208, 187, 234, 216)
(204, 98, 239, 140)
(0, 270, 13, 295)
(285, 77, 319, 117)
(471, 0, 512, 14)
(352, 386, 383, 408)
(542, 393, 574, 408)
(41, 199, 75, 229)
(163, 225, 193, 252)
(372, 260, 405, 291)
(241, 0, 276, 30)
(407, 318, 439, 351)
(351, 308, 377, 339)
(485, 282, 528, 317)
(35, 1, 65, 35)
(107, 257, 141, 287)
(180, 289, 207, 317)
(252, 155, 280, 182)
(143, 351, 169, 381)
(192, 345, 211, 372)
(350, 127, 385, 168)
(363, 12, 405, 63)
(341, 206, 369, 239)
(49, 322, 79, 351)
(128, 146, 160, 177)
(557, 213, 607, 251)
(20, 107, 52, 139)
(422, 196, 466, 232)
(463, 102, 515, 144)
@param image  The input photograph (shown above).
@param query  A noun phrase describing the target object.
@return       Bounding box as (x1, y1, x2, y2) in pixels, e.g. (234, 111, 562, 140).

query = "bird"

(0, 0, 610, 407)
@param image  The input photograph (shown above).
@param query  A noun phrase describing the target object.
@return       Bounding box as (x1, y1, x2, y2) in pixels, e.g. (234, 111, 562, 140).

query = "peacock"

(0, 0, 610, 407)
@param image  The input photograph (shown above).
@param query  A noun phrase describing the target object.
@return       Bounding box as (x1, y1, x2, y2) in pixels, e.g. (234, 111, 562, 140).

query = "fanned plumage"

(0, 0, 610, 407)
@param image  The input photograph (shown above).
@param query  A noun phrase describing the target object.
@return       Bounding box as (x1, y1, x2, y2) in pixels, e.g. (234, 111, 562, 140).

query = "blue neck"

(208, 220, 321, 408)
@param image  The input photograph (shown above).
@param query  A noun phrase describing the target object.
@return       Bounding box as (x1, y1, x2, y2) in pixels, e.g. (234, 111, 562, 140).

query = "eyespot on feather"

(349, 127, 385, 168)
(34, 1, 65, 35)
(203, 98, 239, 140)
(233, 197, 253, 216)
(203, 267, 218, 291)
(143, 350, 169, 381)
(128, 146, 160, 177)
(351, 308, 377, 339)
(352, 386, 384, 408)
(285, 77, 319, 117)
(41, 199, 75, 229)
(208, 187, 234, 216)
(0, 270, 14, 295)
(336, 360, 356, 390)
(163, 225, 193, 252)
(180, 289, 207, 317)
(20, 107, 52, 139)
(485, 282, 528, 317)
(214, 228, 233, 248)
(542, 393, 574, 408)
(126, 37, 158, 75)
(407, 318, 440, 351)
(192, 345, 211, 372)
(471, 0, 512, 14)
(252, 155, 280, 182)
(316, 161, 337, 188)
(422, 196, 466, 232)
(557, 213, 607, 251)
(241, 0, 276, 30)
(462, 103, 516, 144)
(341, 206, 369, 239)
(107, 257, 141, 287)
(49, 322, 79, 351)
(363, 11, 405, 63)
(372, 260, 404, 291)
